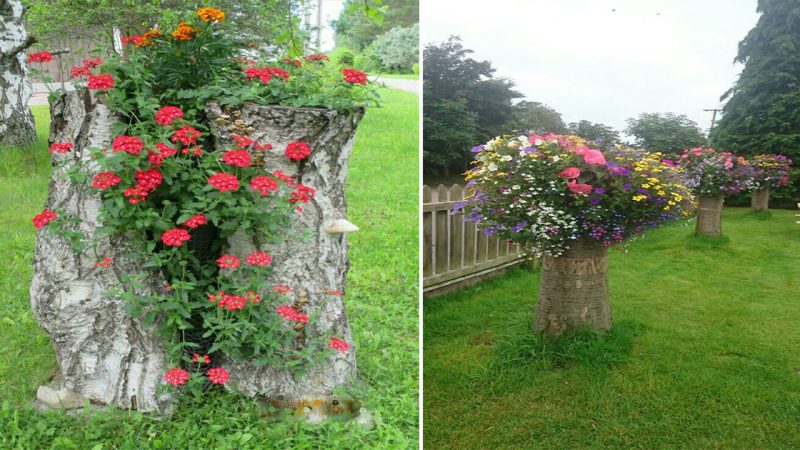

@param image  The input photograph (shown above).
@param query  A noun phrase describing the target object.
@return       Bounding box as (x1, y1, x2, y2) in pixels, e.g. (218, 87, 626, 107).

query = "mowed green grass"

(424, 209, 800, 449)
(0, 88, 418, 449)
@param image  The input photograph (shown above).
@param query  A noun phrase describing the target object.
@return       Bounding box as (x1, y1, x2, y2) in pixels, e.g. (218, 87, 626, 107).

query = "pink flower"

(161, 228, 191, 247)
(557, 167, 581, 179)
(206, 367, 229, 385)
(245, 251, 272, 267)
(164, 368, 190, 386)
(567, 180, 593, 196)
(216, 255, 240, 269)
(328, 337, 350, 354)
(582, 149, 606, 165)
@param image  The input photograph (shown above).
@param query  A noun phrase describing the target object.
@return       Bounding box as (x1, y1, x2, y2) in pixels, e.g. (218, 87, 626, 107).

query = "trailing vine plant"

(33, 7, 377, 393)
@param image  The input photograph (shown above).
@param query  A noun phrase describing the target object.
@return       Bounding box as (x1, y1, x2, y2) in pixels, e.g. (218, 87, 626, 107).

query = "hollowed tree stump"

(534, 238, 611, 339)
(695, 195, 724, 237)
(751, 187, 769, 212)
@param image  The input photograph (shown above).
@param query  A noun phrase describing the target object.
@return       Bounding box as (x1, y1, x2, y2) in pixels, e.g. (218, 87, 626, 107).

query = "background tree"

(333, 0, 417, 51)
(423, 99, 478, 177)
(568, 120, 620, 147)
(0, 0, 36, 147)
(625, 112, 707, 154)
(505, 101, 567, 134)
(371, 23, 417, 72)
(463, 77, 522, 140)
(711, 0, 800, 161)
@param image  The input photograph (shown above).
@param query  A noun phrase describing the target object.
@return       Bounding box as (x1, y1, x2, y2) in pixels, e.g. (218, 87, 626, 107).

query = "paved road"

(371, 77, 419, 95)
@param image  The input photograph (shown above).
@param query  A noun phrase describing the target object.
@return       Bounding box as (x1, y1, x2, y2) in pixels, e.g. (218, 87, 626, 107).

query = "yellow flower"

(632, 195, 647, 202)
(172, 22, 195, 41)
(198, 7, 225, 23)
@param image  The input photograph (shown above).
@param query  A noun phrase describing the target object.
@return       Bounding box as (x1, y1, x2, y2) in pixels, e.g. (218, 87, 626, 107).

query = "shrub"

(371, 24, 418, 73)
(331, 47, 355, 66)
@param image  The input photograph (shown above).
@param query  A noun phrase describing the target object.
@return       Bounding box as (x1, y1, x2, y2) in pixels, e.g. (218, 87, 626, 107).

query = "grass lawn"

(424, 209, 800, 449)
(0, 87, 418, 449)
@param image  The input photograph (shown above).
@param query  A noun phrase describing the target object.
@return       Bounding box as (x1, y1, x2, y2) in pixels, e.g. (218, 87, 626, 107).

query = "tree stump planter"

(30, 92, 366, 417)
(534, 238, 611, 339)
(695, 195, 724, 237)
(751, 186, 770, 212)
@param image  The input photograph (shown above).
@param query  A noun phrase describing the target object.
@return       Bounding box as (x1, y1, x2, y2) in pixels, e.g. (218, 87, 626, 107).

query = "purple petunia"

(471, 145, 485, 153)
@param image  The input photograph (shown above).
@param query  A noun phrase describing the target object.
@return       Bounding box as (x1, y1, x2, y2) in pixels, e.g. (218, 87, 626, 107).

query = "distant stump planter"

(534, 238, 611, 339)
(695, 195, 724, 237)
(751, 187, 770, 212)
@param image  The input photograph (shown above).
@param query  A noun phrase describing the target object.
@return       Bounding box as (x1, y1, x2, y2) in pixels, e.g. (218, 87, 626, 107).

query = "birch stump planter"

(30, 91, 366, 419)
(751, 187, 770, 212)
(534, 238, 611, 339)
(695, 195, 724, 237)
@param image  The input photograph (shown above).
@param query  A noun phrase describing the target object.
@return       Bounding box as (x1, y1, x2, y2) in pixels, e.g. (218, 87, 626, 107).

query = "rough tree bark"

(695, 195, 724, 237)
(751, 187, 770, 212)
(30, 90, 172, 413)
(534, 238, 611, 339)
(0, 0, 37, 147)
(205, 102, 365, 415)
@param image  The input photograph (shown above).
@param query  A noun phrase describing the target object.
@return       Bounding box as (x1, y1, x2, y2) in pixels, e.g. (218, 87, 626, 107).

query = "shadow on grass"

(489, 319, 646, 373)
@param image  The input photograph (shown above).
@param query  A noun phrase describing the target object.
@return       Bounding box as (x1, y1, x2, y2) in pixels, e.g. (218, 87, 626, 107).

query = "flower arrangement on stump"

(453, 133, 695, 338)
(678, 147, 752, 237)
(746, 154, 792, 212)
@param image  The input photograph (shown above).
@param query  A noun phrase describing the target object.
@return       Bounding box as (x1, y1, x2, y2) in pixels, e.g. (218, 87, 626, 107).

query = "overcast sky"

(421, 0, 761, 137)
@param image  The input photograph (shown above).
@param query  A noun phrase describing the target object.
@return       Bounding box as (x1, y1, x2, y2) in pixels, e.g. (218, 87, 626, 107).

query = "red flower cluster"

(208, 173, 239, 192)
(231, 134, 254, 148)
(112, 136, 144, 156)
(155, 106, 184, 126)
(222, 149, 251, 167)
(171, 126, 202, 146)
(250, 176, 278, 196)
(289, 184, 315, 204)
(276, 305, 309, 323)
(272, 170, 296, 185)
(244, 67, 291, 83)
(148, 142, 178, 166)
(27, 51, 53, 63)
(92, 172, 122, 190)
(245, 290, 261, 304)
(84, 58, 103, 68)
(274, 285, 292, 294)
(206, 367, 230, 385)
(304, 54, 330, 62)
(182, 214, 207, 229)
(208, 291, 247, 311)
(164, 368, 190, 386)
(161, 228, 191, 247)
(328, 337, 350, 354)
(32, 210, 57, 229)
(95, 257, 113, 268)
(192, 353, 211, 364)
(342, 68, 367, 85)
(269, 68, 290, 81)
(50, 142, 74, 154)
(285, 142, 311, 161)
(123, 185, 149, 204)
(134, 168, 163, 191)
(87, 74, 115, 90)
(122, 35, 145, 47)
(181, 146, 203, 156)
(217, 255, 240, 269)
(245, 251, 272, 267)
(69, 65, 91, 78)
(283, 58, 302, 67)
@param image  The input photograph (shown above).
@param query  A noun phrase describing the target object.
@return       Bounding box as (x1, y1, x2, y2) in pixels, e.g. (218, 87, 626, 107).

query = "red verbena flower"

(274, 285, 292, 294)
(171, 126, 202, 146)
(49, 142, 74, 154)
(69, 65, 91, 78)
(27, 51, 53, 63)
(244, 67, 271, 83)
(206, 367, 230, 385)
(134, 168, 163, 192)
(272, 170, 296, 186)
(87, 74, 115, 90)
(216, 255, 240, 269)
(155, 142, 178, 157)
(83, 58, 103, 68)
(249, 176, 278, 196)
(112, 136, 144, 155)
(289, 184, 316, 204)
(33, 210, 57, 229)
(255, 142, 272, 151)
(182, 214, 207, 229)
(95, 257, 113, 268)
(245, 291, 261, 304)
(269, 67, 290, 81)
(231, 134, 254, 148)
(245, 251, 272, 267)
(155, 106, 184, 126)
(208, 173, 239, 192)
(123, 185, 149, 204)
(304, 54, 330, 62)
(92, 172, 122, 190)
(285, 142, 311, 161)
(219, 293, 247, 311)
(328, 337, 350, 354)
(191, 353, 211, 364)
(276, 305, 307, 323)
(283, 58, 302, 67)
(181, 146, 203, 156)
(342, 68, 367, 85)
(222, 149, 251, 167)
(164, 368, 190, 386)
(161, 228, 191, 247)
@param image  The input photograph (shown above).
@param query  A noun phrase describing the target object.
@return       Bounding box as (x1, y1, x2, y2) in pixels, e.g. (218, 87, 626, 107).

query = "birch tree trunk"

(751, 187, 769, 212)
(695, 195, 724, 237)
(205, 102, 365, 414)
(534, 238, 611, 339)
(30, 90, 172, 413)
(0, 0, 37, 147)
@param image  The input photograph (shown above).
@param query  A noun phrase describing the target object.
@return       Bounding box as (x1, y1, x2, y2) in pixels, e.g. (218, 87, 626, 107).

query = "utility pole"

(703, 108, 722, 145)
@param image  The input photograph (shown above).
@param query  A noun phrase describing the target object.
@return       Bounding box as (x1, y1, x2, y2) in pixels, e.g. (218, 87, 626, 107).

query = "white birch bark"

(0, 0, 36, 147)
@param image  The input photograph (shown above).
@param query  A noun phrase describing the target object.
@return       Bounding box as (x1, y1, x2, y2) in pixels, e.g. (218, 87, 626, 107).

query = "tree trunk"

(534, 238, 611, 339)
(751, 186, 769, 212)
(205, 102, 365, 413)
(30, 90, 172, 413)
(695, 195, 724, 237)
(0, 0, 37, 147)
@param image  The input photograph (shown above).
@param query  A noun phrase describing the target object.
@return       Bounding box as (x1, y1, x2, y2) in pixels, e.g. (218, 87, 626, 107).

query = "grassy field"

(0, 88, 418, 449)
(424, 209, 800, 449)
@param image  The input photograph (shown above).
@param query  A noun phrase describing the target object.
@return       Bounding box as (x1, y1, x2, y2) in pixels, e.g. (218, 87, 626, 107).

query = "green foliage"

(330, 46, 355, 66)
(625, 112, 707, 154)
(425, 208, 800, 448)
(712, 0, 800, 162)
(568, 119, 620, 147)
(334, 0, 418, 51)
(506, 101, 568, 134)
(371, 24, 418, 73)
(412, 62, 419, 75)
(353, 44, 383, 73)
(423, 98, 478, 176)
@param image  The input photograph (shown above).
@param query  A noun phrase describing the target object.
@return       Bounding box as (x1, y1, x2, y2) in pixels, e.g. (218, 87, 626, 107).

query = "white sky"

(421, 0, 761, 137)
(305, 0, 344, 52)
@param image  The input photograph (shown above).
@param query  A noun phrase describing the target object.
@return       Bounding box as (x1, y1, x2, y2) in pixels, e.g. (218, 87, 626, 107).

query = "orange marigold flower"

(198, 7, 225, 23)
(172, 22, 195, 41)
